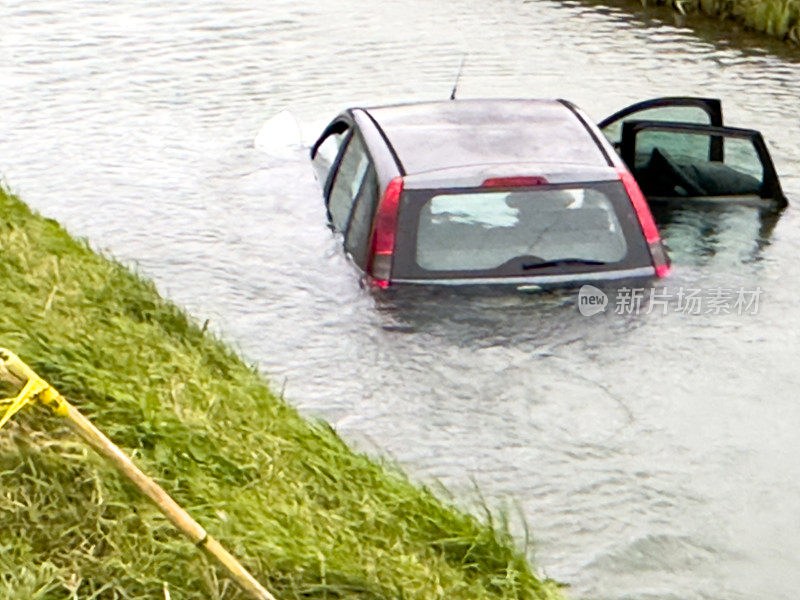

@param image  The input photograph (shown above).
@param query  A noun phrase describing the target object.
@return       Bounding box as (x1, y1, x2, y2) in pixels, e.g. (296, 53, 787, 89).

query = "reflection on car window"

(416, 186, 628, 271)
(344, 164, 379, 268)
(429, 193, 520, 227)
(329, 134, 370, 232)
(603, 106, 713, 146)
(725, 137, 763, 180)
(312, 125, 349, 187)
(633, 130, 710, 170)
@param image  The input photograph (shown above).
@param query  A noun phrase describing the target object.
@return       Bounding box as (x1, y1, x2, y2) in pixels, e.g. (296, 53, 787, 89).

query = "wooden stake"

(0, 349, 276, 600)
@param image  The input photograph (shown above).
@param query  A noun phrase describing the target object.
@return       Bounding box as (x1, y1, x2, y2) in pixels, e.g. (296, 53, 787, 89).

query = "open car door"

(599, 97, 723, 150)
(619, 120, 787, 209)
(599, 96, 786, 209)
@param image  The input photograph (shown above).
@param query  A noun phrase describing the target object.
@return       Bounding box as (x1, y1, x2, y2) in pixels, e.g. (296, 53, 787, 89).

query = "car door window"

(328, 133, 370, 232)
(599, 98, 722, 147)
(724, 137, 763, 180)
(311, 121, 350, 190)
(620, 121, 784, 205)
(344, 163, 379, 268)
(630, 128, 712, 171)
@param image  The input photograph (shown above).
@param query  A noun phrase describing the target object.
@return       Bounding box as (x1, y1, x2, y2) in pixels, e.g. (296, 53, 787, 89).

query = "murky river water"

(2, 1, 800, 598)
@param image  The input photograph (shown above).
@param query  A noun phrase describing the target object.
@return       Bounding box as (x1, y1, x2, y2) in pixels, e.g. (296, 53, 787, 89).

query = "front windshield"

(415, 185, 629, 272)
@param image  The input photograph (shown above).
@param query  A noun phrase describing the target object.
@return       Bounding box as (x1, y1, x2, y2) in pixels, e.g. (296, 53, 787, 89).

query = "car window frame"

(311, 118, 354, 198)
(390, 181, 655, 281)
(312, 115, 392, 273)
(599, 97, 724, 159)
(327, 130, 375, 233)
(620, 120, 786, 207)
(343, 161, 379, 269)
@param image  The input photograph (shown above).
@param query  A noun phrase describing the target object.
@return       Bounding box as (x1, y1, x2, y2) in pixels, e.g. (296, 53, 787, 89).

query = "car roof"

(362, 99, 611, 176)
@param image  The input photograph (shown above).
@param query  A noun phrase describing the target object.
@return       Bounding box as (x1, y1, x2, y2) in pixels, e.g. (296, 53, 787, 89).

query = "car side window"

(599, 99, 722, 150)
(623, 123, 770, 199)
(344, 164, 379, 268)
(328, 133, 370, 232)
(630, 128, 711, 170)
(603, 106, 714, 147)
(311, 122, 349, 189)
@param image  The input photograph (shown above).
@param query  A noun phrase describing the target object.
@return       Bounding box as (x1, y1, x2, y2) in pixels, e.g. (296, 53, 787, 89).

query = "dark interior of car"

(635, 148, 762, 198)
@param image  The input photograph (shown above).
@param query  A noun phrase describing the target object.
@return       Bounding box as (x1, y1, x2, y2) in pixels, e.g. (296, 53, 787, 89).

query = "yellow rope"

(0, 348, 67, 430)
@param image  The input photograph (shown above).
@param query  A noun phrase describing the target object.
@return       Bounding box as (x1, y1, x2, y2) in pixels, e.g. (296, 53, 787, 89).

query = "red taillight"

(482, 176, 548, 187)
(617, 167, 658, 243)
(368, 176, 404, 286)
(617, 167, 670, 277)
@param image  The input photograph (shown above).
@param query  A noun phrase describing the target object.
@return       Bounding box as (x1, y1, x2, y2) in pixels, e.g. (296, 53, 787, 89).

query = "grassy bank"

(639, 0, 800, 43)
(0, 186, 564, 600)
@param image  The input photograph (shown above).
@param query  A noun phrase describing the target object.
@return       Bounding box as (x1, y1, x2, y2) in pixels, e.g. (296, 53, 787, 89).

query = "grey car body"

(310, 97, 782, 288)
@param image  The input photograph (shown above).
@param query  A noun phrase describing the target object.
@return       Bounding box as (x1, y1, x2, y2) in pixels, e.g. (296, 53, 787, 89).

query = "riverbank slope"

(625, 0, 800, 43)
(0, 186, 563, 600)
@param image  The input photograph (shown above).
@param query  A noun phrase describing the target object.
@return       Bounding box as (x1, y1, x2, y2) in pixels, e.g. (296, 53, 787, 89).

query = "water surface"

(2, 2, 800, 598)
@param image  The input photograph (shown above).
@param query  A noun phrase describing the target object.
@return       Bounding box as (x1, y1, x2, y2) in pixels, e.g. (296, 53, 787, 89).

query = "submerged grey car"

(310, 97, 784, 289)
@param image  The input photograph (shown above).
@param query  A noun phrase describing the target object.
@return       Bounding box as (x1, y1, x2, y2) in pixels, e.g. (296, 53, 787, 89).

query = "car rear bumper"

(389, 265, 657, 287)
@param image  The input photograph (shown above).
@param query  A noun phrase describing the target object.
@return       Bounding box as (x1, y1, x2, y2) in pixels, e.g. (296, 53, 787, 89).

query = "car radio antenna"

(449, 55, 466, 100)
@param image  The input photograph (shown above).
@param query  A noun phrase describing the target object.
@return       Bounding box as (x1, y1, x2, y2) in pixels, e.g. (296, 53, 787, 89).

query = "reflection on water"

(2, 1, 800, 599)
(652, 203, 782, 267)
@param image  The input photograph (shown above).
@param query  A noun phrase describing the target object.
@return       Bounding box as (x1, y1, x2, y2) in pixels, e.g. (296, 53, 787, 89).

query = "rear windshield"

(393, 181, 652, 280)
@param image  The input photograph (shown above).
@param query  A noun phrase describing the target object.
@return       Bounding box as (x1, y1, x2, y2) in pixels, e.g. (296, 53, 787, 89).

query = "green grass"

(640, 0, 800, 42)
(0, 185, 564, 600)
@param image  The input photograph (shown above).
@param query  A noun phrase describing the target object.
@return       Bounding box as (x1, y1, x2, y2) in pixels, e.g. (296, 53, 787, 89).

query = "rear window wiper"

(522, 258, 607, 270)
